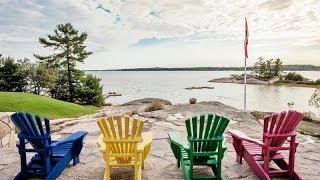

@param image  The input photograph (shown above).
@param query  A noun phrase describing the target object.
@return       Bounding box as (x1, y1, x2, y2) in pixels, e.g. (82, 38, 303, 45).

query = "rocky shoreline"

(208, 74, 273, 85)
(1, 99, 319, 179)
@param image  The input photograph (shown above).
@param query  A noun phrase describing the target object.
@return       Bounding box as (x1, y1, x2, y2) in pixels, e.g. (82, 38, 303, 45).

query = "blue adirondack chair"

(11, 112, 87, 180)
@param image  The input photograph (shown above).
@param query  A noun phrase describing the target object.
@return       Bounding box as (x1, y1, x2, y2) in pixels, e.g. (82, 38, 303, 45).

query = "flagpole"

(244, 57, 247, 111)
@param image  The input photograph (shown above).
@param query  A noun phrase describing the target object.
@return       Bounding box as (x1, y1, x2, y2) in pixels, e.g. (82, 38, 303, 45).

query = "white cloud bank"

(0, 0, 319, 69)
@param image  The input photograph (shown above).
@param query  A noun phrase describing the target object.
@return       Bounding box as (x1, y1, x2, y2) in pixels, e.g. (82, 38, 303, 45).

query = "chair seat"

(181, 147, 218, 166)
(243, 140, 284, 162)
(52, 142, 73, 157)
(243, 141, 262, 155)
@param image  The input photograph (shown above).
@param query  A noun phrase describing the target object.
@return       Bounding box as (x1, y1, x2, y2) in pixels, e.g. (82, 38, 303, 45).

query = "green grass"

(0, 92, 99, 119)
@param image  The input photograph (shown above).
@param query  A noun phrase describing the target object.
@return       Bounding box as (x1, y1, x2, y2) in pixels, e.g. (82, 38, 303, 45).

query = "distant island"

(86, 64, 320, 71)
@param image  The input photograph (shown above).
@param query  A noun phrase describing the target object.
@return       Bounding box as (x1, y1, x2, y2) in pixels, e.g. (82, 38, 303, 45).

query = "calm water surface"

(88, 71, 319, 113)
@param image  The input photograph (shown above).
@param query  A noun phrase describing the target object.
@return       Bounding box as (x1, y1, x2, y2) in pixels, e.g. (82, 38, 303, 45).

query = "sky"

(0, 0, 319, 70)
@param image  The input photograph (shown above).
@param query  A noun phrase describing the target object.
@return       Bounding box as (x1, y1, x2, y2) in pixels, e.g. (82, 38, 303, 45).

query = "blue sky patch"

(96, 4, 111, 14)
(146, 10, 162, 17)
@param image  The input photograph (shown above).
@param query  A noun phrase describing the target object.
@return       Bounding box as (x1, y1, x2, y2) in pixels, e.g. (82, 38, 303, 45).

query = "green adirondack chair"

(168, 113, 230, 180)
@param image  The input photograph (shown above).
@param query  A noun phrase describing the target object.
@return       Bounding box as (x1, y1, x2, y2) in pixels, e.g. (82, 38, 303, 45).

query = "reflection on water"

(88, 71, 318, 113)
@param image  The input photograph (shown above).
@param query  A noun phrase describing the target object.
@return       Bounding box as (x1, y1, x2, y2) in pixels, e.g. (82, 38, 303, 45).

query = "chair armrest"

(51, 131, 87, 147)
(168, 132, 188, 149)
(97, 134, 106, 150)
(228, 130, 266, 147)
(137, 132, 153, 151)
(264, 131, 297, 138)
(222, 138, 227, 149)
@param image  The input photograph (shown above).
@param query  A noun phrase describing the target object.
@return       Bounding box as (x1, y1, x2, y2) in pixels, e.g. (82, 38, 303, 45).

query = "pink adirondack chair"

(228, 110, 303, 180)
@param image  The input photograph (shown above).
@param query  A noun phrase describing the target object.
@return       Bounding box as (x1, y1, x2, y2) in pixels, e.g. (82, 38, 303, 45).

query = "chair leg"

(134, 164, 142, 180)
(73, 156, 80, 166)
(243, 149, 270, 180)
(18, 139, 27, 177)
(288, 136, 296, 178)
(141, 153, 145, 169)
(104, 166, 110, 180)
(232, 136, 243, 164)
(211, 164, 217, 176)
(217, 144, 223, 180)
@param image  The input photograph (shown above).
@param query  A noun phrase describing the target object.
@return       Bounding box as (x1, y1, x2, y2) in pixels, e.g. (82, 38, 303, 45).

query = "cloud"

(0, 0, 319, 68)
(260, 0, 292, 11)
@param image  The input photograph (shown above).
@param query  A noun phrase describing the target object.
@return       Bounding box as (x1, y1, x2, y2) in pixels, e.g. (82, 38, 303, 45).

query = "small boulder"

(189, 98, 197, 104)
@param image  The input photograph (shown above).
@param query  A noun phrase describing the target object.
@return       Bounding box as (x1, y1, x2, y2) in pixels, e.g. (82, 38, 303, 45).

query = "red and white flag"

(244, 18, 249, 58)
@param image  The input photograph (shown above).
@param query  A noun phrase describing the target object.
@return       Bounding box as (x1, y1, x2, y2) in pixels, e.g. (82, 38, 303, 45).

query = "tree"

(309, 89, 320, 114)
(29, 63, 58, 95)
(265, 59, 273, 78)
(16, 58, 35, 92)
(0, 56, 26, 91)
(273, 58, 283, 77)
(34, 22, 92, 102)
(254, 57, 266, 78)
(75, 74, 104, 106)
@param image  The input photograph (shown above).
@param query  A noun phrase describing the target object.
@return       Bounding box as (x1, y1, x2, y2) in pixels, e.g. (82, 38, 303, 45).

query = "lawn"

(0, 92, 99, 119)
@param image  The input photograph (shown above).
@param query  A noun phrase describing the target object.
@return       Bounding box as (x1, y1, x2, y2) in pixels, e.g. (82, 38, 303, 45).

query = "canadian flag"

(244, 18, 249, 58)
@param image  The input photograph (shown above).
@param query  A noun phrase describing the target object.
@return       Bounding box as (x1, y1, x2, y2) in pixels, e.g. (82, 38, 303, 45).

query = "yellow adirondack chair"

(97, 116, 152, 180)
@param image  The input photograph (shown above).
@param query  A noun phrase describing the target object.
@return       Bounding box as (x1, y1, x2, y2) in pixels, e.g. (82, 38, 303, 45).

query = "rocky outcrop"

(208, 74, 270, 85)
(1, 102, 319, 179)
(209, 77, 268, 85)
(0, 113, 15, 149)
(185, 86, 214, 90)
(122, 98, 172, 106)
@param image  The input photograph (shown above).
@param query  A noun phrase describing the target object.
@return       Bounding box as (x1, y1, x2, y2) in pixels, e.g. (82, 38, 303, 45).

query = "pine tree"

(0, 56, 27, 91)
(34, 22, 92, 102)
(273, 58, 283, 77)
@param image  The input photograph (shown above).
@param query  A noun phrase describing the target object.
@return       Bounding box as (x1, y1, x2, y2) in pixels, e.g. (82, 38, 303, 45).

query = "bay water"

(88, 71, 319, 113)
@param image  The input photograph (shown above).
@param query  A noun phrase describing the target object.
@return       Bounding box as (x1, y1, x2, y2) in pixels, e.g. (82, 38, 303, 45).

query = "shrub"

(302, 112, 319, 123)
(315, 79, 320, 85)
(284, 72, 305, 82)
(145, 100, 164, 112)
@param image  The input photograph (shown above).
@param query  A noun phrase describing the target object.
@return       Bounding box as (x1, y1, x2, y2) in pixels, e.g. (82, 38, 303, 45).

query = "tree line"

(0, 23, 104, 106)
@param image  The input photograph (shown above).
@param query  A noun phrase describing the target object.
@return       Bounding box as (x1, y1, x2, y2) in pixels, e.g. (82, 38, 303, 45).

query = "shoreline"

(208, 76, 319, 88)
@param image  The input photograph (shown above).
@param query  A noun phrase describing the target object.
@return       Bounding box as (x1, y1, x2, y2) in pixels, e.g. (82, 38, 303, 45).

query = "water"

(88, 71, 319, 113)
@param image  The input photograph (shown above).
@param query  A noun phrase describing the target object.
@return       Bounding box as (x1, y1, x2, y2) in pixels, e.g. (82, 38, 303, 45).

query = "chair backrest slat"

(201, 113, 214, 152)
(124, 116, 129, 154)
(186, 118, 192, 137)
(26, 113, 41, 137)
(203, 113, 213, 139)
(268, 113, 278, 134)
(116, 116, 123, 139)
(274, 112, 286, 134)
(35, 115, 45, 136)
(198, 115, 205, 152)
(211, 115, 221, 135)
(191, 116, 198, 151)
